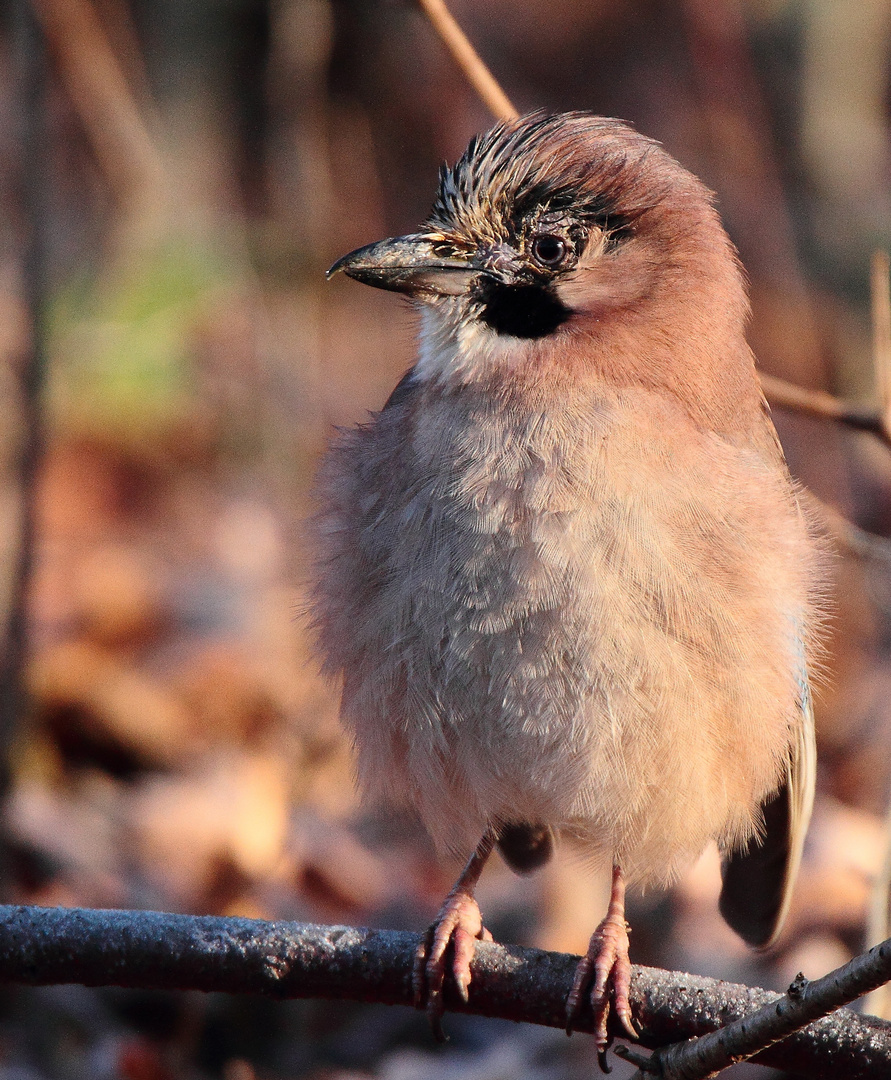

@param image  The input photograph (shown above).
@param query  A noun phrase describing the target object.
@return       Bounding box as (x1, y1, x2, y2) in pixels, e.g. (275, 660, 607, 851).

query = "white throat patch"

(415, 305, 539, 384)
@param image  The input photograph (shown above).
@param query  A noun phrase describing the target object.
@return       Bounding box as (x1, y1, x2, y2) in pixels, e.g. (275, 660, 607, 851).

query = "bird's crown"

(427, 111, 691, 249)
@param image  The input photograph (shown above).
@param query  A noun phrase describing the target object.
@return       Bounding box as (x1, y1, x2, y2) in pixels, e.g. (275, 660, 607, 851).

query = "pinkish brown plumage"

(311, 113, 824, 1052)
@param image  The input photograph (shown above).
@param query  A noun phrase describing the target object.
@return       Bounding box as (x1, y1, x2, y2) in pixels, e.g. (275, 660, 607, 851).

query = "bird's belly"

(332, 395, 809, 884)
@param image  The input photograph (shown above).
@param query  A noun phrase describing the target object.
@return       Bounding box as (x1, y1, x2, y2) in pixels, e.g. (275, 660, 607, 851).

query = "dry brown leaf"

(30, 640, 194, 768)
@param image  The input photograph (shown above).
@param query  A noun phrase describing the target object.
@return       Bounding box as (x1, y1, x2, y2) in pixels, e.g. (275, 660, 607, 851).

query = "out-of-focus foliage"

(49, 242, 230, 441)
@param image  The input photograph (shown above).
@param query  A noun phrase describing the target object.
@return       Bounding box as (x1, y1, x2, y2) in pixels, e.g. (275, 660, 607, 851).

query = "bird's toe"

(566, 913, 637, 1049)
(414, 889, 490, 1039)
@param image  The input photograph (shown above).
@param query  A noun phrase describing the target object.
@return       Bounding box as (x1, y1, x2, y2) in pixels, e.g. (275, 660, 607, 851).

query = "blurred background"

(0, 0, 889, 1077)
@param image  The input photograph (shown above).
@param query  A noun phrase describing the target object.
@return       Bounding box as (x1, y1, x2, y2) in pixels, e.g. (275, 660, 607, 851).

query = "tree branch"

(0, 905, 888, 1077)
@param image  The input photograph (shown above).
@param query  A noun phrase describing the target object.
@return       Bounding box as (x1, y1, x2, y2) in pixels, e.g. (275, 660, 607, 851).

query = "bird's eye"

(530, 234, 569, 268)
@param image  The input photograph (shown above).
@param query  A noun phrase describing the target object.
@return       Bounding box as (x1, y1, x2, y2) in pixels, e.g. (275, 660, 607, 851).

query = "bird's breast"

(315, 380, 814, 876)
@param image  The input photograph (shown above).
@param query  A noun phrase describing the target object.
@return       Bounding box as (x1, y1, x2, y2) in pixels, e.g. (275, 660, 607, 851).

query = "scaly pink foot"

(565, 864, 638, 1054)
(413, 888, 493, 1037)
(413, 831, 496, 1040)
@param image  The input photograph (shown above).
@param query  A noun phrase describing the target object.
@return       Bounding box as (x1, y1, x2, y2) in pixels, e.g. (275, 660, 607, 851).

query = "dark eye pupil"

(532, 235, 567, 266)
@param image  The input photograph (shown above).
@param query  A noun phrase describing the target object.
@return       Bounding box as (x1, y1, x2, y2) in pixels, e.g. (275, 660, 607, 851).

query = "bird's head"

(329, 112, 752, 405)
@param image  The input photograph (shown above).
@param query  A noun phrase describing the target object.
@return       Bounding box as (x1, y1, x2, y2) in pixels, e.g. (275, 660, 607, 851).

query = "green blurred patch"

(49, 240, 236, 446)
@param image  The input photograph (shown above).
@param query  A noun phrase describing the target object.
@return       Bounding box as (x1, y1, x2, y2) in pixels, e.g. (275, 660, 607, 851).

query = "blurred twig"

(807, 490, 891, 566)
(90, 0, 153, 105)
(30, 0, 167, 255)
(872, 250, 891, 440)
(866, 256, 891, 1022)
(760, 372, 891, 448)
(0, 906, 889, 1078)
(0, 1, 51, 805)
(415, 0, 518, 122)
(679, 0, 806, 293)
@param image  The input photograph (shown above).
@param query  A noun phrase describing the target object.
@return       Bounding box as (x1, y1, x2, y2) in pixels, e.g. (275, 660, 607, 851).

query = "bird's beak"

(327, 233, 478, 297)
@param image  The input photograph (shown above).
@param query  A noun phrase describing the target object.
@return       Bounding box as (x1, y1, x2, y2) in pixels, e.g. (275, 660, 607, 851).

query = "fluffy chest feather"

(313, 374, 813, 879)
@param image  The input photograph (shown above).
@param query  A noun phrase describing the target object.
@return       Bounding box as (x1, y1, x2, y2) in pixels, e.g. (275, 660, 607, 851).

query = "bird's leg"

(566, 863, 638, 1051)
(413, 828, 496, 1039)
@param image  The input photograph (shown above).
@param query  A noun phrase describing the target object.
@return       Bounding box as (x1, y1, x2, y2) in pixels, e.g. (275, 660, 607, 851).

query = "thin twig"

(871, 249, 891, 439)
(633, 939, 891, 1079)
(415, 0, 518, 122)
(0, 906, 889, 1078)
(760, 371, 891, 446)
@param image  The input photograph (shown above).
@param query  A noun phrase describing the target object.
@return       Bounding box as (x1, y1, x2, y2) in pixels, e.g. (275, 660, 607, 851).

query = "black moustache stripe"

(473, 279, 572, 339)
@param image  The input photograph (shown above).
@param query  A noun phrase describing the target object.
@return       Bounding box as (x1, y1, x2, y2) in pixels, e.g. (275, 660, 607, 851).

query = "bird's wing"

(718, 649, 816, 949)
(381, 366, 419, 412)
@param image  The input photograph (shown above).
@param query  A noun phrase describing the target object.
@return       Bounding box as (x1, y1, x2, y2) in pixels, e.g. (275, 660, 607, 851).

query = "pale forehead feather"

(428, 112, 707, 238)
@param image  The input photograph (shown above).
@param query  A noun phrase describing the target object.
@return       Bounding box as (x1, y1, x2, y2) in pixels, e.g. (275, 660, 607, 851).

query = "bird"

(311, 111, 823, 1055)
